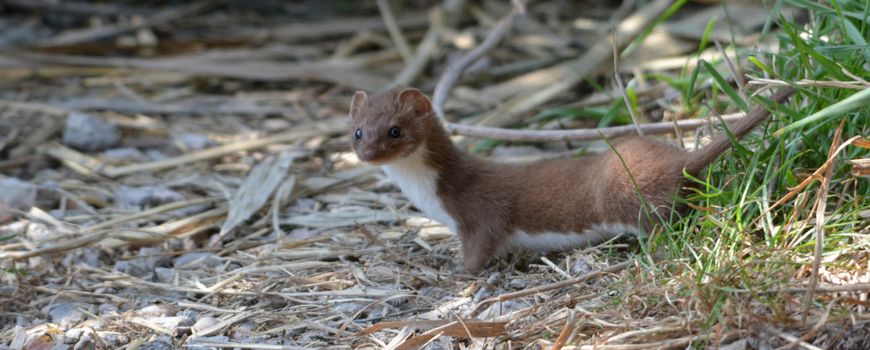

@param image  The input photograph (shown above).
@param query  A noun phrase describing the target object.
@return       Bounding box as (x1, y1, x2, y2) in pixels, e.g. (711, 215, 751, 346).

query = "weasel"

(349, 87, 793, 271)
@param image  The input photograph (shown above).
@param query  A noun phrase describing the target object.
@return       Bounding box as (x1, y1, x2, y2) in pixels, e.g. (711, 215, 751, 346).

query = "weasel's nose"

(358, 149, 377, 161)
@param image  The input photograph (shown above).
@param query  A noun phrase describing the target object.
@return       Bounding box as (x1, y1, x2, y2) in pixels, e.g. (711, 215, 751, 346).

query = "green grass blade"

(775, 88, 870, 135)
(699, 60, 749, 112)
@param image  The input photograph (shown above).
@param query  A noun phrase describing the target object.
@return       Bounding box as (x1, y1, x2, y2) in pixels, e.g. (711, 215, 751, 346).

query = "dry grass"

(0, 1, 867, 349)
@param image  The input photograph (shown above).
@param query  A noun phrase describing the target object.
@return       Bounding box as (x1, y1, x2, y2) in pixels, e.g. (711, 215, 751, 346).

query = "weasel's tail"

(684, 88, 795, 175)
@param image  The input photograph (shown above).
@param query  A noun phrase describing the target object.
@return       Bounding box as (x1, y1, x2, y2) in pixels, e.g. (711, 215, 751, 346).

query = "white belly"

(381, 148, 457, 232)
(504, 223, 641, 254)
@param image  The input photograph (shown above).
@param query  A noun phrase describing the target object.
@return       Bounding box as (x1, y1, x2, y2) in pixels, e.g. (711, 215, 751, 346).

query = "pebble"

(104, 147, 146, 161)
(72, 334, 92, 350)
(48, 303, 89, 329)
(138, 335, 173, 350)
(176, 133, 214, 151)
(145, 316, 194, 334)
(154, 267, 176, 282)
(137, 304, 172, 317)
(61, 111, 120, 152)
(508, 278, 527, 289)
(145, 149, 169, 161)
(178, 309, 199, 319)
(25, 221, 59, 242)
(114, 185, 184, 211)
(96, 332, 129, 348)
(98, 303, 119, 316)
(0, 177, 37, 213)
(114, 247, 171, 278)
(231, 321, 256, 340)
(174, 252, 221, 269)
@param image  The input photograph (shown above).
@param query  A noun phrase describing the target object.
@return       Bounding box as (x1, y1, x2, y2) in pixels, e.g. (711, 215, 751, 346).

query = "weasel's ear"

(397, 88, 432, 116)
(349, 91, 368, 119)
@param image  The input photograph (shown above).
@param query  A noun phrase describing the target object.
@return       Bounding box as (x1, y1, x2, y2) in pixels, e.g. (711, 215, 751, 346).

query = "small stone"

(173, 252, 221, 269)
(72, 333, 92, 350)
(145, 316, 193, 333)
(154, 267, 175, 282)
(137, 304, 172, 317)
(96, 332, 129, 348)
(145, 149, 169, 161)
(175, 133, 213, 151)
(192, 316, 220, 334)
(61, 112, 120, 152)
(65, 328, 92, 341)
(263, 118, 291, 131)
(104, 148, 146, 161)
(49, 303, 86, 329)
(138, 335, 172, 350)
(508, 278, 527, 289)
(330, 302, 364, 316)
(231, 321, 256, 340)
(25, 221, 58, 242)
(0, 177, 37, 214)
(98, 304, 119, 316)
(114, 185, 184, 211)
(113, 260, 149, 277)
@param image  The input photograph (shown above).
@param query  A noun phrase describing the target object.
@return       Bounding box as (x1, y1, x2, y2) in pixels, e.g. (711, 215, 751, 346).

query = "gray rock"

(231, 321, 257, 340)
(154, 267, 176, 282)
(98, 303, 119, 316)
(174, 252, 221, 269)
(49, 303, 86, 329)
(176, 133, 213, 151)
(25, 221, 58, 242)
(65, 327, 93, 341)
(0, 177, 37, 213)
(508, 278, 527, 289)
(104, 147, 146, 161)
(62, 112, 120, 152)
(145, 149, 169, 161)
(330, 302, 364, 315)
(137, 304, 172, 317)
(139, 335, 172, 350)
(72, 333, 92, 350)
(97, 332, 129, 348)
(192, 316, 220, 334)
(113, 260, 150, 277)
(143, 316, 193, 334)
(114, 185, 184, 210)
(178, 309, 198, 319)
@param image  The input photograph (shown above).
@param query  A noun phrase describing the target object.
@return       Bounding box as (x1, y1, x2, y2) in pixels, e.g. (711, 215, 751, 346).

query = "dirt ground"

(1, 1, 868, 349)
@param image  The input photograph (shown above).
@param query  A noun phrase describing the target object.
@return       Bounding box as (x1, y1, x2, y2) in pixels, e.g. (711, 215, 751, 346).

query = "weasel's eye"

(388, 127, 401, 138)
(354, 128, 362, 140)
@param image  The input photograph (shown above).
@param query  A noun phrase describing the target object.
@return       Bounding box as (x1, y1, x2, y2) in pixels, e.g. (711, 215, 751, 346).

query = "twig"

(802, 120, 845, 322)
(446, 112, 746, 142)
(474, 0, 673, 127)
(36, 1, 213, 47)
(431, 1, 527, 120)
(376, 0, 413, 64)
(101, 120, 346, 177)
(388, 8, 444, 88)
(470, 260, 631, 317)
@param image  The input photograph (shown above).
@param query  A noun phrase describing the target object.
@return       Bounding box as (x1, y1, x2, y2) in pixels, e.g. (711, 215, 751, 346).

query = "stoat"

(349, 87, 793, 271)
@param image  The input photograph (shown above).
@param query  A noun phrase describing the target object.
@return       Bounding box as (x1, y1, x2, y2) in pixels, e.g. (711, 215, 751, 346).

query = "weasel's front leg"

(458, 227, 502, 272)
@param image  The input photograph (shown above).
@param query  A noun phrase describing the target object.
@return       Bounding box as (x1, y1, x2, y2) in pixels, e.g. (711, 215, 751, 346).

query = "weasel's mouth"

(356, 152, 391, 164)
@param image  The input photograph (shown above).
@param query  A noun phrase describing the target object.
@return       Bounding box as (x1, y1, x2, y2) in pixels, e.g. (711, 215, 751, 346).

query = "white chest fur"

(382, 147, 458, 232)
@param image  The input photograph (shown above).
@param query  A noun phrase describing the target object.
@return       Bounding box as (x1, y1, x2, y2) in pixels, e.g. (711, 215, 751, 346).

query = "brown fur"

(349, 88, 794, 271)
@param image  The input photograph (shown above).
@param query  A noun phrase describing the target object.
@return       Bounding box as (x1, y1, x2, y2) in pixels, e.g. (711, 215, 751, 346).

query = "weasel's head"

(348, 88, 436, 164)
